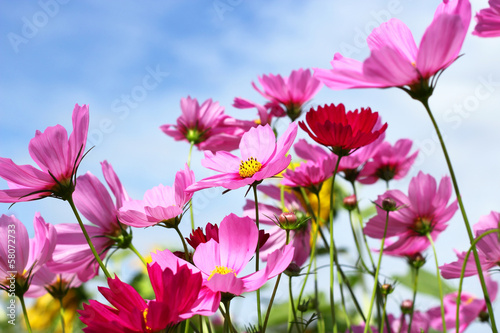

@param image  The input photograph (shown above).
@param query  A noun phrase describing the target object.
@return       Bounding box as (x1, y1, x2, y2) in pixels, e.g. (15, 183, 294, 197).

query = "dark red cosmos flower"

(299, 103, 388, 157)
(186, 222, 269, 251)
(186, 223, 219, 250)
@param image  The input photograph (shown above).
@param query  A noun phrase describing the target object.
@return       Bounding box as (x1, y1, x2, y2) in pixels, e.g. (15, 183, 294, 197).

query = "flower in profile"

(186, 223, 220, 250)
(160, 96, 252, 152)
(249, 68, 322, 121)
(187, 122, 297, 192)
(0, 104, 89, 202)
(358, 139, 419, 185)
(0, 213, 56, 295)
(473, 0, 500, 37)
(314, 0, 471, 98)
(233, 97, 283, 125)
(299, 103, 387, 157)
(48, 161, 131, 282)
(119, 164, 194, 228)
(79, 262, 217, 332)
(282, 139, 338, 192)
(440, 211, 500, 278)
(364, 172, 458, 256)
(427, 275, 498, 332)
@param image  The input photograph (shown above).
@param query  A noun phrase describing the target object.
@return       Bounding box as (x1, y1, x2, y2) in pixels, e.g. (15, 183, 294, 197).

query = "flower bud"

(284, 262, 301, 277)
(343, 195, 357, 211)
(381, 197, 397, 211)
(381, 283, 395, 296)
(279, 212, 297, 226)
(401, 299, 413, 314)
(408, 252, 426, 269)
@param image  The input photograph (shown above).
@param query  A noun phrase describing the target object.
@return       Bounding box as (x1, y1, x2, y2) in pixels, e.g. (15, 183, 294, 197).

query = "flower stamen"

(239, 157, 262, 178)
(207, 266, 236, 281)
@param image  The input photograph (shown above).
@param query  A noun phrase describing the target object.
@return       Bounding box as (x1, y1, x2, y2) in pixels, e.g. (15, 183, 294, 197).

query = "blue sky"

(1, 0, 500, 328)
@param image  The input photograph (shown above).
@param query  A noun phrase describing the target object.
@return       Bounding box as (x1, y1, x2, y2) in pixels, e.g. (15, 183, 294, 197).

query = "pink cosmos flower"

(0, 104, 89, 202)
(358, 139, 419, 185)
(299, 103, 387, 157)
(440, 211, 500, 278)
(249, 68, 322, 121)
(282, 139, 337, 191)
(364, 172, 458, 256)
(79, 262, 217, 332)
(473, 0, 500, 37)
(187, 123, 298, 192)
(152, 214, 294, 296)
(314, 0, 471, 93)
(337, 128, 385, 183)
(25, 266, 83, 298)
(160, 96, 252, 152)
(0, 214, 56, 294)
(119, 164, 194, 227)
(48, 161, 130, 282)
(427, 275, 498, 332)
(233, 97, 283, 125)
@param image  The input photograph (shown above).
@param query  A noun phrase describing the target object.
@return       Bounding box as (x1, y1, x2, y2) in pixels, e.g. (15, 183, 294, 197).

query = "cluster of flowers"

(1, 0, 500, 332)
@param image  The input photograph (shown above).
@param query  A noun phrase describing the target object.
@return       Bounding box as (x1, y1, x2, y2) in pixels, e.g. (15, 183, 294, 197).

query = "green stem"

(253, 184, 262, 329)
(288, 276, 301, 333)
(363, 209, 390, 333)
(380, 294, 390, 333)
(222, 300, 236, 333)
(455, 228, 499, 333)
(347, 209, 371, 274)
(338, 269, 352, 333)
(351, 182, 376, 270)
(68, 195, 111, 279)
(407, 266, 420, 333)
(329, 156, 342, 330)
(173, 225, 190, 261)
(188, 141, 195, 230)
(426, 233, 446, 333)
(19, 294, 32, 333)
(420, 97, 497, 332)
(263, 230, 290, 332)
(58, 297, 66, 333)
(128, 242, 147, 267)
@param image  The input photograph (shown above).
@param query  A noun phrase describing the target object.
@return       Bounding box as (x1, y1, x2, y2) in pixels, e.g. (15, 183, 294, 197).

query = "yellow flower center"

(239, 157, 262, 178)
(207, 266, 236, 281)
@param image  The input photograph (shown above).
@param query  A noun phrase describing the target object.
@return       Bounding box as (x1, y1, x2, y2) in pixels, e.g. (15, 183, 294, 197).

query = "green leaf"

(393, 268, 456, 299)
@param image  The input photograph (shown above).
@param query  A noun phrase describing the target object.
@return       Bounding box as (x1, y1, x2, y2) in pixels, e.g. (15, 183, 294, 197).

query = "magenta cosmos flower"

(250, 68, 322, 121)
(0, 104, 89, 202)
(79, 262, 217, 333)
(187, 123, 297, 192)
(358, 139, 419, 185)
(282, 139, 337, 192)
(0, 213, 56, 295)
(152, 214, 294, 296)
(473, 0, 500, 37)
(299, 103, 387, 157)
(119, 164, 194, 228)
(160, 96, 252, 152)
(314, 0, 471, 95)
(364, 171, 458, 256)
(48, 161, 131, 282)
(440, 211, 500, 278)
(427, 275, 497, 332)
